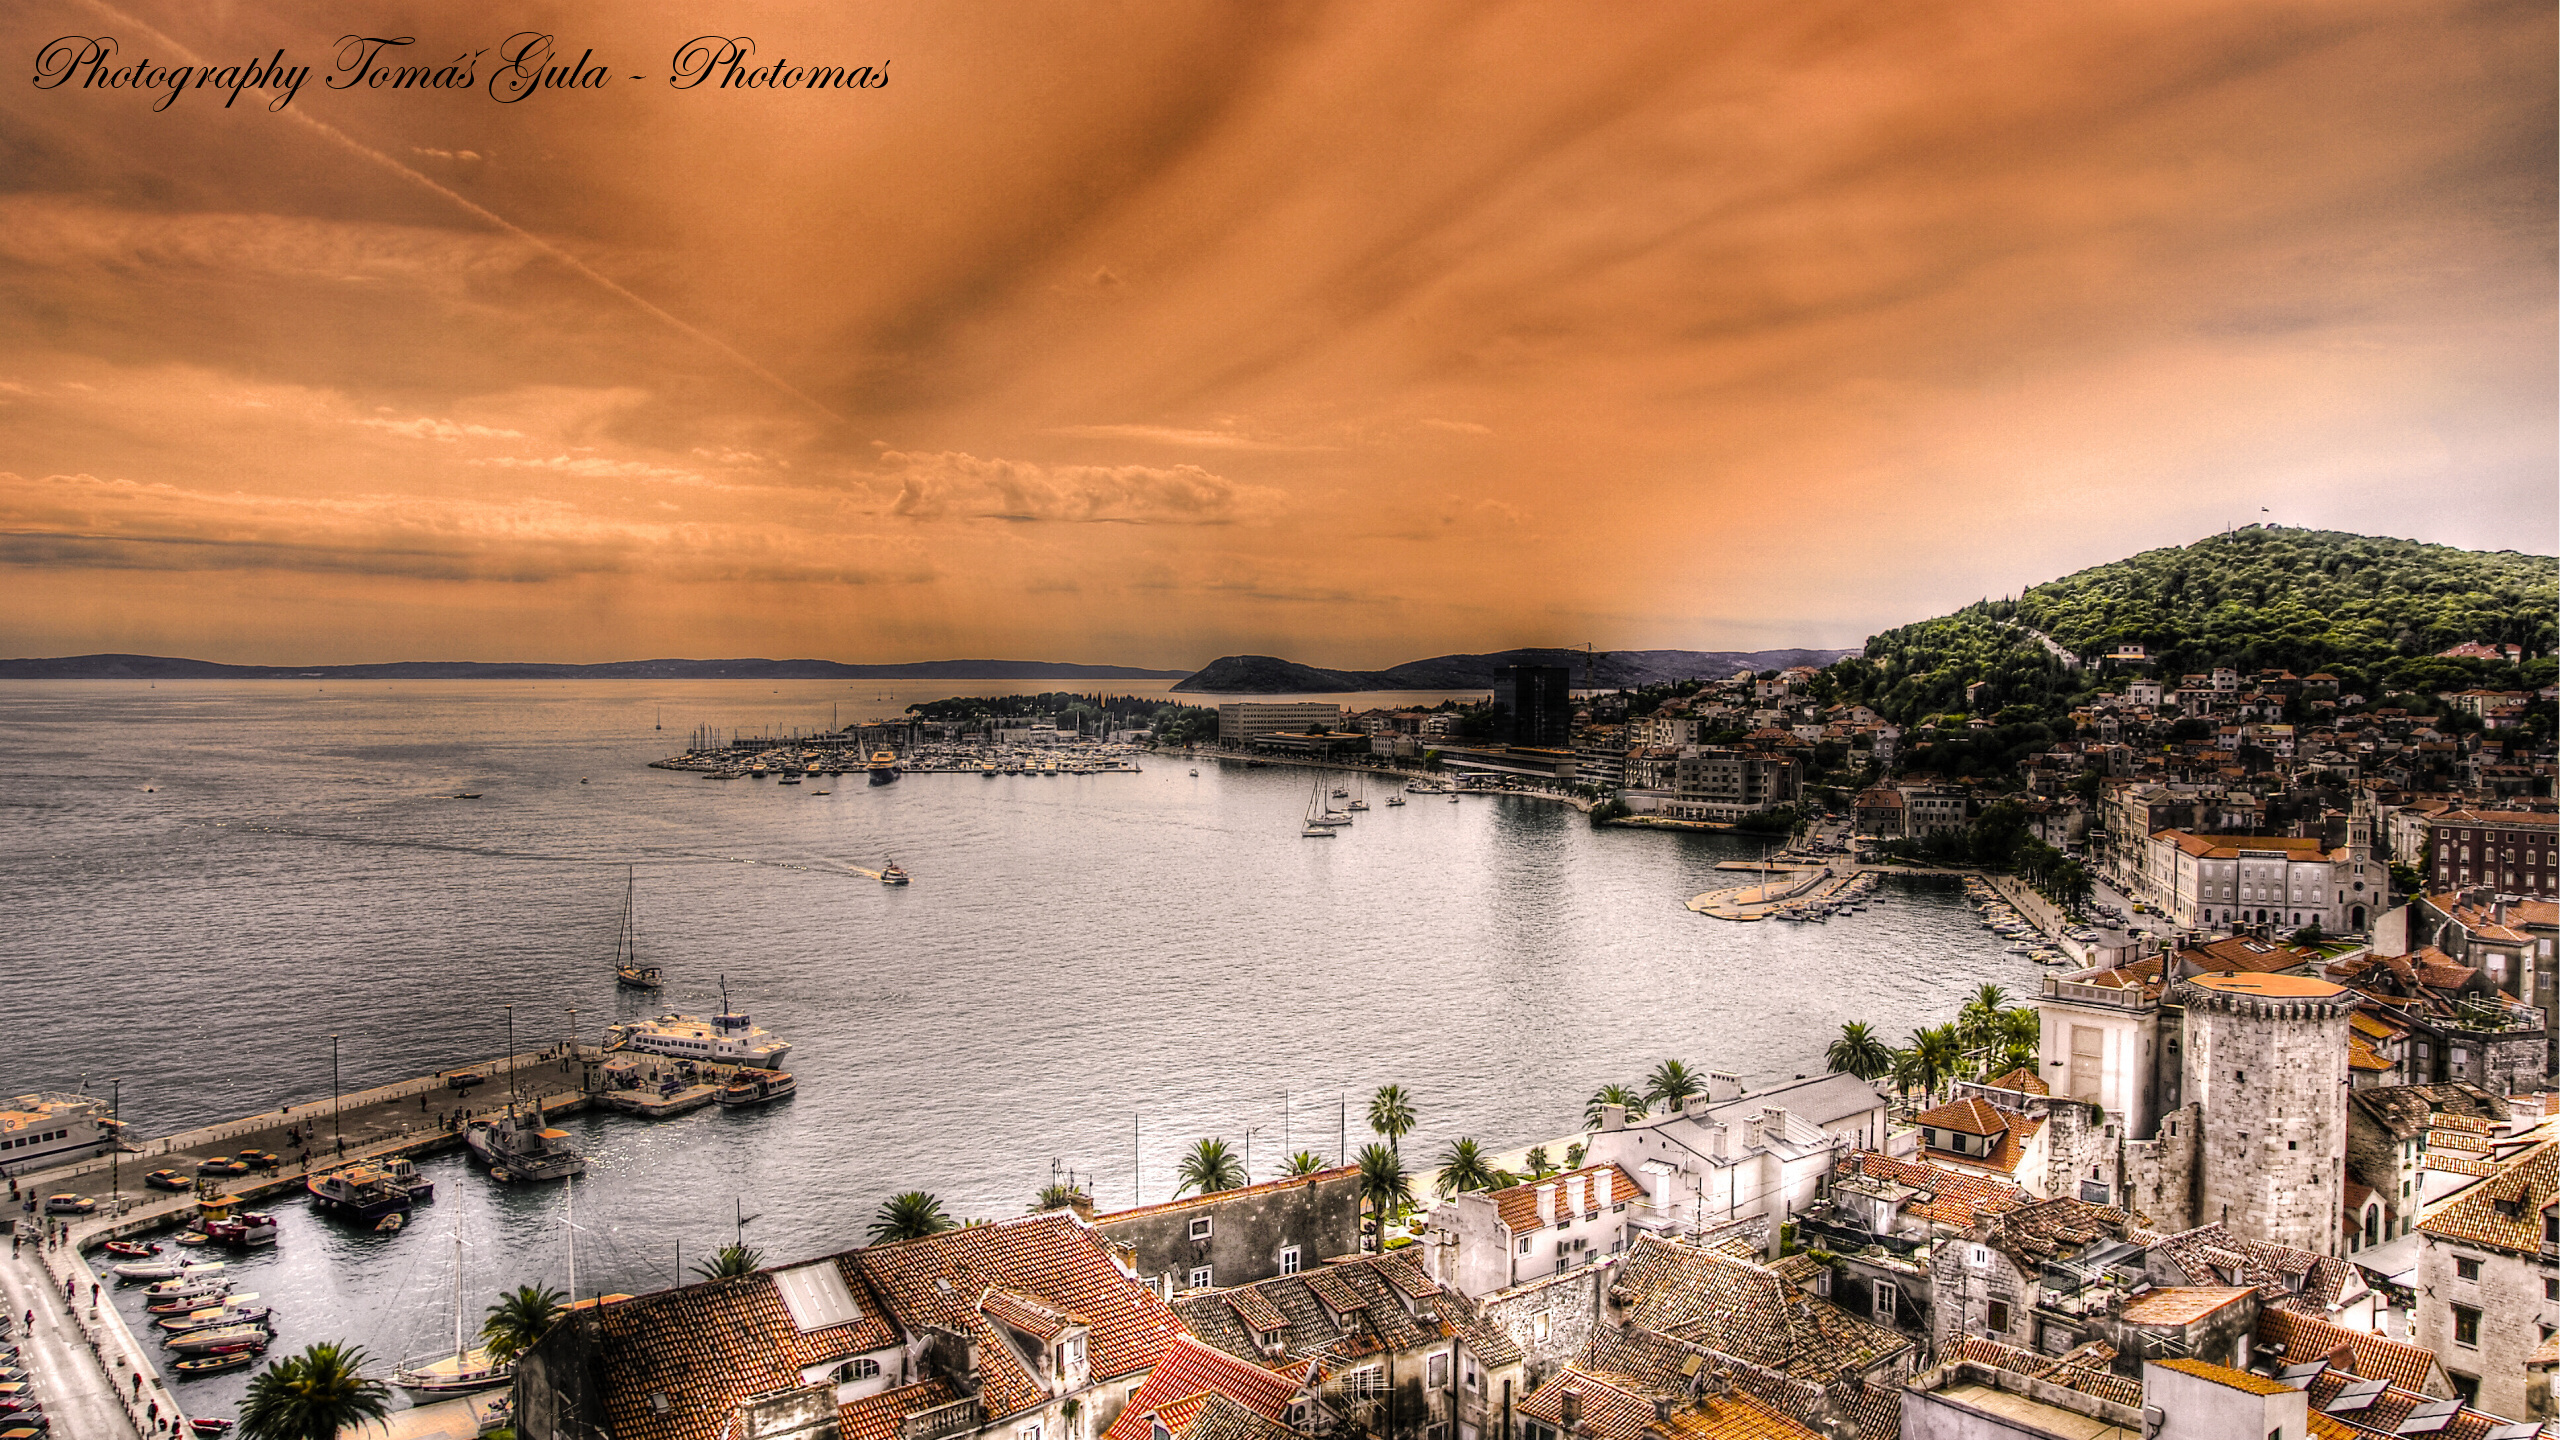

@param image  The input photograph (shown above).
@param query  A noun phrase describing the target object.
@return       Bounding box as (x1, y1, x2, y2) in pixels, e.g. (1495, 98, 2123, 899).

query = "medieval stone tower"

(2179, 972, 2356, 1255)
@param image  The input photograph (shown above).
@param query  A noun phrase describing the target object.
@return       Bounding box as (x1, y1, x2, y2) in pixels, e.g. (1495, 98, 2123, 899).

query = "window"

(1986, 1300, 2010, 1334)
(1464, 1359, 1480, 1394)
(839, 1357, 881, 1382)
(1189, 1215, 1213, 1241)
(1533, 1313, 1550, 1343)
(2455, 1257, 2481, 1281)
(2545, 1278, 2558, 1302)
(1019, 1424, 1043, 1440)
(1189, 1266, 1213, 1289)
(1345, 1366, 1384, 1398)
(1518, 1237, 1532, 1255)
(2452, 1304, 2480, 1347)
(1874, 1280, 1900, 1324)
(1429, 1353, 1449, 1390)
(1279, 1245, 1301, 1276)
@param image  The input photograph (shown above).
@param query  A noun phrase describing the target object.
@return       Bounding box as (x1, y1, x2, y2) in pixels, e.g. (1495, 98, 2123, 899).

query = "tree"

(1644, 1059, 1705, 1111)
(1280, 1150, 1329, 1178)
(1522, 1145, 1556, 1179)
(1433, 1138, 1506, 1197)
(481, 1284, 566, 1363)
(1825, 1023, 1893, 1081)
(867, 1191, 955, 1243)
(1905, 1026, 1961, 1103)
(1563, 1142, 1586, 1169)
(1368, 1085, 1416, 1154)
(240, 1342, 392, 1440)
(690, 1243, 763, 1281)
(1584, 1084, 1648, 1128)
(1355, 1143, 1412, 1247)
(1175, 1138, 1247, 1196)
(1033, 1183, 1091, 1213)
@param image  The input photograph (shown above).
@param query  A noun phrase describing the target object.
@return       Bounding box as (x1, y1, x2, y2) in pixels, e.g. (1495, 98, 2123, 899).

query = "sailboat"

(1301, 784, 1336, 838)
(1346, 774, 1370, 811)
(394, 1220, 512, 1396)
(1310, 781, 1353, 827)
(613, 867, 662, 990)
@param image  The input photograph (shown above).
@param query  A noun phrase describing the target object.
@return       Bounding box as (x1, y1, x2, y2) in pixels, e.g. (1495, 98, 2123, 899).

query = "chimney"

(1535, 1184, 1557, 1225)
(1559, 1391, 1582, 1432)
(1590, 1169, 1612, 1207)
(1706, 1071, 1743, 1102)
(1599, 1103, 1626, 1133)
(1704, 1124, 1727, 1160)
(1564, 1174, 1586, 1214)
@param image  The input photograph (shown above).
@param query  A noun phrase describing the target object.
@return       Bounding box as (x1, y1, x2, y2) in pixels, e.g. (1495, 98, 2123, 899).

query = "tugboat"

(715, 1068, 796, 1108)
(866, 750, 899, 785)
(610, 866, 662, 991)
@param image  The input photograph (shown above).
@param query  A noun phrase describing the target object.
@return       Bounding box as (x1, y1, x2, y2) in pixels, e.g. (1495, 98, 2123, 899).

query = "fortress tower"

(2178, 972, 2356, 1255)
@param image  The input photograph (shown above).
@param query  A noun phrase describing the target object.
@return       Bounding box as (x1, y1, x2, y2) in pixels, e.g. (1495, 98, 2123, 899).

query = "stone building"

(2344, 1084, 2509, 1247)
(2412, 1137, 2560, 1418)
(1925, 1196, 2140, 1360)
(2178, 972, 2355, 1254)
(1417, 1163, 1647, 1298)
(2426, 809, 2559, 899)
(1094, 1166, 1364, 1298)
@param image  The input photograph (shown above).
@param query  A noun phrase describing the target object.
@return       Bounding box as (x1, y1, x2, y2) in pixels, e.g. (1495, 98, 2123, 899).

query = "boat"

(465, 1098, 585, 1184)
(1188, 769, 1198, 776)
(376, 1212, 406, 1233)
(166, 1324, 273, 1355)
(715, 1069, 796, 1107)
(777, 775, 801, 785)
(102, 1240, 159, 1259)
(1385, 795, 1405, 807)
(174, 1230, 211, 1246)
(602, 983, 792, 1068)
(172, 1349, 265, 1377)
(879, 861, 909, 887)
(148, 1287, 235, 1313)
(1, 1091, 119, 1172)
(1447, 794, 1459, 803)
(191, 1419, 236, 1436)
(306, 1158, 427, 1224)
(142, 1265, 229, 1295)
(158, 1304, 272, 1335)
(610, 866, 662, 990)
(118, 1255, 216, 1282)
(205, 1212, 278, 1249)
(867, 750, 900, 785)
(394, 1220, 514, 1398)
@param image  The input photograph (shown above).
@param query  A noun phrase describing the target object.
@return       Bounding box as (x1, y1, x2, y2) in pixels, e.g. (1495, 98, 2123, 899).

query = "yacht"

(603, 983, 792, 1068)
(1, 1091, 119, 1169)
(1385, 794, 1405, 807)
(395, 1221, 515, 1398)
(867, 750, 900, 786)
(306, 1157, 431, 1224)
(465, 1098, 585, 1184)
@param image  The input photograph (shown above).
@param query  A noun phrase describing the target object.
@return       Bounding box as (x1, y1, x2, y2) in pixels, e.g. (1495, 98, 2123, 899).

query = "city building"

(1093, 1166, 1365, 1299)
(2412, 1137, 2560, 1417)
(1419, 1163, 1649, 1298)
(1660, 747, 1801, 823)
(1492, 666, 1574, 750)
(2426, 810, 2558, 899)
(1219, 703, 1349, 746)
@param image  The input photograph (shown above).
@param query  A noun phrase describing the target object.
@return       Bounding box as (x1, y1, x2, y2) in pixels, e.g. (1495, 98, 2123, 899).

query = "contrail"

(81, 0, 847, 426)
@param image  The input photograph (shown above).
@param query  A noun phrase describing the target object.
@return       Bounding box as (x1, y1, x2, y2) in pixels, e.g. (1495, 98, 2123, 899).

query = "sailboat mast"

(453, 1216, 466, 1364)
(566, 1176, 579, 1311)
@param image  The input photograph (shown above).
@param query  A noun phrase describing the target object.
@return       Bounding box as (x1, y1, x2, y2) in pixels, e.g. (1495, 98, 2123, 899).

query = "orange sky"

(2, 0, 2551, 667)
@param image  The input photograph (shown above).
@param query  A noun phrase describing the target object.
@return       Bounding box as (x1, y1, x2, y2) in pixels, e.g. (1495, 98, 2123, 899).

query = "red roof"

(1103, 1336, 1303, 1440)
(1490, 1164, 1647, 1233)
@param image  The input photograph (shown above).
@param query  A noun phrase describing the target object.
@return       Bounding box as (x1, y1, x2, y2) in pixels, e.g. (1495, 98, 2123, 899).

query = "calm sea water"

(2, 680, 2026, 1410)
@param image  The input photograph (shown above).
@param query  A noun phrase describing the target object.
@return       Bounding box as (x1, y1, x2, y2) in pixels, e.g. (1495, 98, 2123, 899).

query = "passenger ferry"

(0, 1092, 118, 1171)
(602, 984, 792, 1069)
(866, 750, 900, 785)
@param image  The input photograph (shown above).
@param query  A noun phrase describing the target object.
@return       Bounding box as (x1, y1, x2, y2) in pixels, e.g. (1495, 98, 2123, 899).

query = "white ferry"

(1, 1092, 118, 1171)
(602, 984, 791, 1068)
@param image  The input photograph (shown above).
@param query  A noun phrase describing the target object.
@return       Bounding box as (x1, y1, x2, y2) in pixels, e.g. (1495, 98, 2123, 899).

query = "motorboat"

(148, 1287, 235, 1313)
(376, 1212, 406, 1233)
(102, 1240, 159, 1259)
(166, 1324, 273, 1355)
(867, 750, 899, 785)
(171, 1348, 265, 1376)
(158, 1303, 272, 1335)
(142, 1265, 229, 1296)
(191, 1419, 237, 1436)
(306, 1158, 427, 1224)
(205, 1212, 278, 1249)
(466, 1098, 585, 1183)
(119, 1254, 216, 1283)
(879, 861, 909, 886)
(1385, 795, 1405, 807)
(715, 1069, 796, 1107)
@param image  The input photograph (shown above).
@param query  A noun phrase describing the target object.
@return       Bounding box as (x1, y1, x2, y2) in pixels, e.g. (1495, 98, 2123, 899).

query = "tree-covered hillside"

(1827, 527, 2556, 728)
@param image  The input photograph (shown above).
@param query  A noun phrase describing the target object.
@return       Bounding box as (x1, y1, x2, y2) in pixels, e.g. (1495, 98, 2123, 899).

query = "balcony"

(900, 1397, 984, 1440)
(2040, 976, 2155, 1012)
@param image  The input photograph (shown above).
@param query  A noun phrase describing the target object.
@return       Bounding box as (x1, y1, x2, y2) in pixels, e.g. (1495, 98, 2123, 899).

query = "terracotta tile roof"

(1165, 1390, 1303, 1440)
(1975, 1196, 2131, 1272)
(2117, 1287, 2255, 1326)
(855, 1212, 1189, 1421)
(2151, 1223, 2361, 1312)
(2349, 1012, 2403, 1041)
(837, 1380, 962, 1440)
(1521, 1329, 1826, 1440)
(2178, 936, 2323, 975)
(2350, 1085, 2509, 1140)
(1606, 1235, 1911, 1382)
(1839, 1152, 2029, 1229)
(1221, 1288, 1289, 1336)
(2428, 1155, 2505, 1179)
(1912, 1097, 2006, 1136)
(2347, 1035, 2392, 1072)
(1938, 1336, 2141, 1407)
(1983, 1067, 2050, 1097)
(1172, 1252, 1452, 1378)
(981, 1286, 1082, 1342)
(2419, 1140, 2560, 1255)
(2153, 1357, 2296, 1396)
(585, 1259, 899, 1440)
(1094, 1167, 1357, 1224)
(1489, 1164, 1645, 1234)
(2300, 1366, 2525, 1440)
(1915, 1101, 2044, 1177)
(2256, 1309, 2443, 1394)
(1103, 1336, 1303, 1440)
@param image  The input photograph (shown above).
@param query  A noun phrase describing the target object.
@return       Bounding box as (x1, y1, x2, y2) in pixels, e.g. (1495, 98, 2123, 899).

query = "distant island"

(1171, 647, 1857, 693)
(0, 654, 1193, 681)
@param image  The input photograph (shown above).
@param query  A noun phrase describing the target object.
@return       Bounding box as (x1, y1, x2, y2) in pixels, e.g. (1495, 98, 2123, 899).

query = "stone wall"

(2181, 983, 2352, 1255)
(1094, 1168, 1363, 1295)
(1474, 1264, 1609, 1391)
(2416, 1232, 2550, 1420)
(2123, 1103, 2200, 1233)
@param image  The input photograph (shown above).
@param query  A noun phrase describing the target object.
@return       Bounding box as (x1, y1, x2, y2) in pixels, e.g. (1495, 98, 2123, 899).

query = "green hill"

(1825, 527, 2556, 732)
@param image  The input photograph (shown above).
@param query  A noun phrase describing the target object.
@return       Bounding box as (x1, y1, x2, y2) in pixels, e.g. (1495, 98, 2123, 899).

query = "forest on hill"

(1820, 527, 2555, 735)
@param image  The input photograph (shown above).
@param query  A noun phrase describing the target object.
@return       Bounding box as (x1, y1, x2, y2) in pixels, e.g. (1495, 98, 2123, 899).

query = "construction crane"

(1576, 642, 1606, 690)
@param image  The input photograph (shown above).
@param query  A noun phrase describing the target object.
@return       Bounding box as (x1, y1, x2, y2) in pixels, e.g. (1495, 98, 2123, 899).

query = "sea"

(0, 679, 2030, 1410)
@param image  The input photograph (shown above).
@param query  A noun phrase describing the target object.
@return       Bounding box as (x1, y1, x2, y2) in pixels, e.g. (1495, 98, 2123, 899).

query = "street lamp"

(331, 1034, 341, 1148)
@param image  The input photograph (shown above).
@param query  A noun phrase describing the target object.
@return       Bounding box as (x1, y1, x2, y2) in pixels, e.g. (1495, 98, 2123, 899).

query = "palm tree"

(1175, 1138, 1246, 1196)
(1906, 1026, 1961, 1103)
(1644, 1059, 1705, 1111)
(1355, 1143, 1411, 1247)
(1583, 1084, 1648, 1128)
(1522, 1145, 1556, 1179)
(481, 1284, 565, 1364)
(1563, 1142, 1586, 1169)
(1368, 1085, 1416, 1154)
(1433, 1138, 1504, 1197)
(1998, 1008, 2042, 1069)
(1825, 1022, 1893, 1081)
(867, 1190, 955, 1242)
(1033, 1183, 1091, 1212)
(240, 1342, 392, 1440)
(1887, 1047, 1925, 1103)
(1281, 1150, 1329, 1177)
(690, 1242, 764, 1281)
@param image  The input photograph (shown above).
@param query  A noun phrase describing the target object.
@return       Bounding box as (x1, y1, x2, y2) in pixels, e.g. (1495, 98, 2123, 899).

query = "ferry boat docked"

(603, 985, 792, 1069)
(465, 1099, 585, 1184)
(1, 1091, 121, 1170)
(715, 1069, 796, 1108)
(867, 750, 900, 785)
(305, 1157, 431, 1224)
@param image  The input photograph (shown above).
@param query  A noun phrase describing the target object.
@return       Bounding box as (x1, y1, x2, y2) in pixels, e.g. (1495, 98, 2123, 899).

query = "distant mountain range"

(1171, 647, 1856, 693)
(0, 654, 1192, 681)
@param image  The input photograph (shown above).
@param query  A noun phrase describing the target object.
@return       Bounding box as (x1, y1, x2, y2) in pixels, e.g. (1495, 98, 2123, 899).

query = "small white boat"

(1385, 795, 1405, 807)
(1302, 824, 1335, 838)
(1188, 769, 1199, 777)
(121, 1256, 217, 1283)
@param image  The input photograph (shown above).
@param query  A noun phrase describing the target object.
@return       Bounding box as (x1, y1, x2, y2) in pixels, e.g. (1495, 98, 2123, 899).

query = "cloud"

(1045, 424, 1326, 451)
(879, 451, 1280, 525)
(359, 416, 527, 442)
(1419, 418, 1492, 434)
(471, 454, 705, 484)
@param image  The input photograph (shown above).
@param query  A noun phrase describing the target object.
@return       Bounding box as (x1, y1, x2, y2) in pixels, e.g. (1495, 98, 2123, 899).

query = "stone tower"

(2179, 972, 2355, 1255)
(2343, 790, 2379, 934)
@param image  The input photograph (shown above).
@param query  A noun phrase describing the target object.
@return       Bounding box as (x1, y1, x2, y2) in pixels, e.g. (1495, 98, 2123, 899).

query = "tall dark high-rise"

(1493, 664, 1575, 748)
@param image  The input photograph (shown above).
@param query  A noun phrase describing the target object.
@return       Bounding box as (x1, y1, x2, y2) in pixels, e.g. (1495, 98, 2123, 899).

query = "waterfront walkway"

(3, 1232, 145, 1440)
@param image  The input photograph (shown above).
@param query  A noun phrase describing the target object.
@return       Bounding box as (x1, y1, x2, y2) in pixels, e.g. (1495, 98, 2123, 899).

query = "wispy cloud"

(1046, 424, 1328, 451)
(880, 451, 1281, 524)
